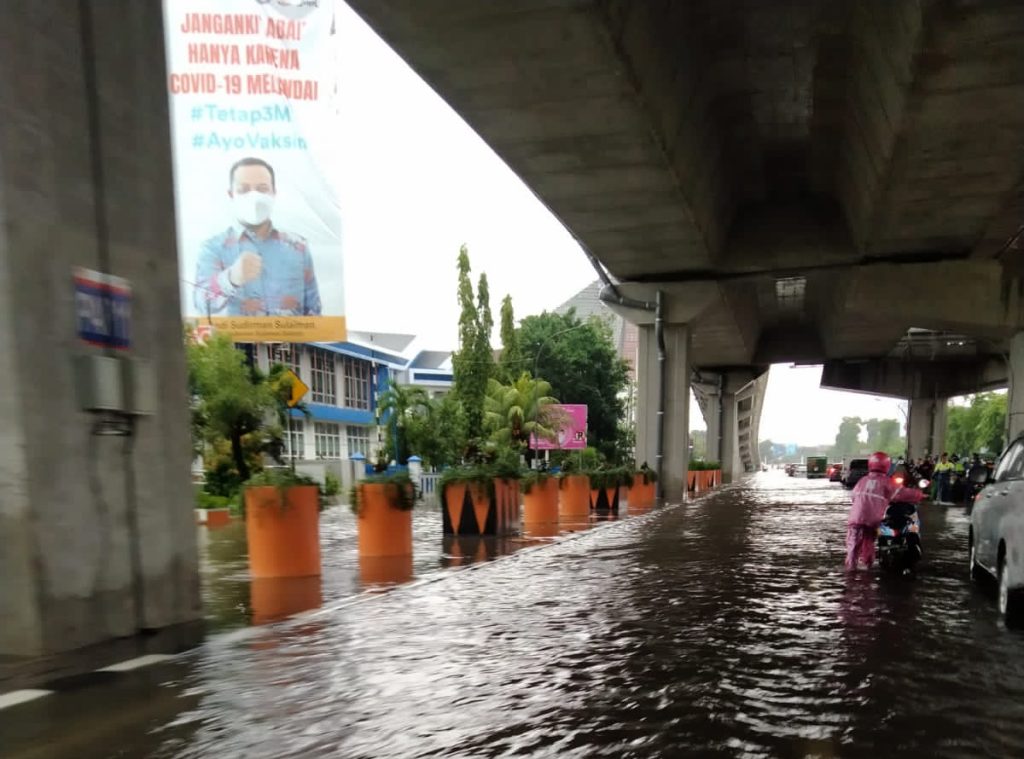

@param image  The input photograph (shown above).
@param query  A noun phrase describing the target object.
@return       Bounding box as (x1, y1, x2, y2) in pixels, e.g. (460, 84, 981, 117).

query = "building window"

(268, 343, 301, 375)
(284, 419, 304, 459)
(310, 348, 336, 404)
(347, 425, 371, 458)
(314, 422, 341, 459)
(343, 356, 372, 410)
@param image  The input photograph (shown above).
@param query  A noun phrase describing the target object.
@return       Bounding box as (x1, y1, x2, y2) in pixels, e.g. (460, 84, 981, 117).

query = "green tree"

(451, 245, 494, 442)
(947, 392, 1007, 455)
(498, 294, 521, 383)
(187, 335, 284, 484)
(831, 416, 863, 460)
(377, 382, 430, 465)
(865, 418, 903, 456)
(484, 373, 560, 450)
(758, 439, 774, 463)
(517, 309, 630, 461)
(405, 394, 468, 468)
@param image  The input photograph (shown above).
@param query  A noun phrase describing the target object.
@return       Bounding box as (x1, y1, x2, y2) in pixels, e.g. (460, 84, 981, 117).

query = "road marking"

(97, 654, 175, 672)
(0, 689, 54, 710)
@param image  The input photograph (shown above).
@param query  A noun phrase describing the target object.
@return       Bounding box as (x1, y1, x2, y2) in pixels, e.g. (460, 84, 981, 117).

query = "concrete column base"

(636, 324, 691, 503)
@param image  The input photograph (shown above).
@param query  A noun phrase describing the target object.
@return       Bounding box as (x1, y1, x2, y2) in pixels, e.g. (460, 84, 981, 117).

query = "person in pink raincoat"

(846, 451, 923, 570)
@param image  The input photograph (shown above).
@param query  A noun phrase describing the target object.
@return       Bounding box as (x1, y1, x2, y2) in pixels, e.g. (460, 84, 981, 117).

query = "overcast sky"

(334, 4, 911, 447)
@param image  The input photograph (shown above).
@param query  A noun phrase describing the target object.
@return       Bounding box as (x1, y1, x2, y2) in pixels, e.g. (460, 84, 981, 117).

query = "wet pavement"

(5, 473, 1024, 758)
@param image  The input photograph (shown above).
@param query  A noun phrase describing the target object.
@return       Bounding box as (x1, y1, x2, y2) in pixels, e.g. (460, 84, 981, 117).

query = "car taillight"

(894, 476, 904, 486)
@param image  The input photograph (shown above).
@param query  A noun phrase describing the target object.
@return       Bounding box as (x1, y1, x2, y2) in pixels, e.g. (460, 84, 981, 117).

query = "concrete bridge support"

(1009, 333, 1024, 445)
(907, 398, 948, 460)
(636, 324, 691, 503)
(0, 2, 200, 656)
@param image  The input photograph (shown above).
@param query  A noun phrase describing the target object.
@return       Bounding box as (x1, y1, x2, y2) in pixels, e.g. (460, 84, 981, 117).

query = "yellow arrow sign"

(284, 369, 309, 408)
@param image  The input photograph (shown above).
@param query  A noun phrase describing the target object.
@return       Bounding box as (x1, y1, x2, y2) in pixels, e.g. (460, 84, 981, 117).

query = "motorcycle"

(876, 479, 928, 574)
(966, 463, 990, 505)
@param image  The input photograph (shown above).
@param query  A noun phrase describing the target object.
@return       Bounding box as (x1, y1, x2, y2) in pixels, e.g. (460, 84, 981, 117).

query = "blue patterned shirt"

(194, 225, 322, 316)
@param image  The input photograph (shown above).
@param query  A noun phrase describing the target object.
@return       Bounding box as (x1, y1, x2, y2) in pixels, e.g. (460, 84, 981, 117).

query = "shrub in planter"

(628, 464, 658, 510)
(588, 467, 629, 513)
(243, 469, 321, 578)
(441, 461, 520, 536)
(352, 471, 415, 558)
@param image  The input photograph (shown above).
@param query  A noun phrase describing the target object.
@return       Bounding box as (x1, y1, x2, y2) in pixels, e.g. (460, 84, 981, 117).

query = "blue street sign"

(74, 268, 132, 350)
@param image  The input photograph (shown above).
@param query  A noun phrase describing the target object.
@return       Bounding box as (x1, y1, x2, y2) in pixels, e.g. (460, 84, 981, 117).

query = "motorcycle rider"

(846, 451, 923, 570)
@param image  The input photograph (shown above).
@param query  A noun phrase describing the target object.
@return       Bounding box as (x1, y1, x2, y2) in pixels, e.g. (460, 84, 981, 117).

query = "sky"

(332, 4, 912, 447)
(335, 4, 596, 348)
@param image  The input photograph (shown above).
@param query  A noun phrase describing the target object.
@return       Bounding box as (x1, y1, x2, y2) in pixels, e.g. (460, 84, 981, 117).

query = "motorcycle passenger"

(846, 451, 915, 570)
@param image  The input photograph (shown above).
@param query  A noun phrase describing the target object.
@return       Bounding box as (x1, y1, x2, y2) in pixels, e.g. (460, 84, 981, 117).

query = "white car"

(969, 436, 1024, 626)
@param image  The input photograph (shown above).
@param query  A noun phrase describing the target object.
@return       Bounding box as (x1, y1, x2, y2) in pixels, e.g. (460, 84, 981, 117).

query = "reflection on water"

(170, 475, 1024, 757)
(250, 576, 322, 625)
(9, 476, 1024, 758)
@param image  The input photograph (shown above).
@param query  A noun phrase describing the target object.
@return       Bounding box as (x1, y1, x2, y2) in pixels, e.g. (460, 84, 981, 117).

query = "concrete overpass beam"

(907, 398, 948, 460)
(636, 324, 691, 503)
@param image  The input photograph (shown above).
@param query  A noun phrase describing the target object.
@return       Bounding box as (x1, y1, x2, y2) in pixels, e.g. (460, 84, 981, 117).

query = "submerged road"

(4, 473, 1024, 757)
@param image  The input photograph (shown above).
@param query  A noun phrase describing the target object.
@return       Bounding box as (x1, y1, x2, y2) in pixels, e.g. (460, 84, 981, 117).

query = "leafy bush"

(587, 466, 631, 491)
(350, 471, 416, 515)
(195, 491, 232, 510)
(323, 472, 340, 497)
(203, 456, 244, 497)
(688, 460, 721, 471)
(245, 468, 319, 489)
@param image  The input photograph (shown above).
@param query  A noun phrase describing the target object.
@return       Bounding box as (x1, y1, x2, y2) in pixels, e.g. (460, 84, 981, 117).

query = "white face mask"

(233, 191, 275, 226)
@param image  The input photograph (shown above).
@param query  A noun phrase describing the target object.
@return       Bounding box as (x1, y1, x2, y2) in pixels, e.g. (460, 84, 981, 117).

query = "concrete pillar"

(1009, 333, 1024, 443)
(0, 2, 200, 655)
(720, 392, 741, 482)
(703, 390, 722, 464)
(636, 324, 691, 503)
(907, 398, 948, 459)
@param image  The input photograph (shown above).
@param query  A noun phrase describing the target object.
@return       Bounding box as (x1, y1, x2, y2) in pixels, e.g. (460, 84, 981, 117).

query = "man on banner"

(194, 157, 322, 317)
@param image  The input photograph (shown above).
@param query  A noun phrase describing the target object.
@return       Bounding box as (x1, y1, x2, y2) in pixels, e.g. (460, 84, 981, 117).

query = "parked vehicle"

(785, 463, 796, 477)
(828, 463, 844, 483)
(843, 458, 869, 489)
(794, 463, 807, 477)
(806, 456, 828, 479)
(969, 436, 1024, 626)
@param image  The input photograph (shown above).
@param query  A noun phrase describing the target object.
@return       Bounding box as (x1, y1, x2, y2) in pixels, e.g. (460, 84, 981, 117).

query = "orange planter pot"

(244, 485, 321, 579)
(523, 477, 559, 524)
(444, 479, 519, 536)
(687, 470, 698, 492)
(710, 469, 721, 487)
(206, 508, 232, 528)
(591, 487, 620, 514)
(559, 475, 591, 518)
(251, 576, 322, 625)
(494, 478, 521, 535)
(357, 482, 413, 558)
(628, 476, 656, 511)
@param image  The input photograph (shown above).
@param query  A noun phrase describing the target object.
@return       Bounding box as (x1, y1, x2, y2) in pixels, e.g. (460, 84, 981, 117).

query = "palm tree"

(484, 373, 561, 451)
(377, 382, 431, 464)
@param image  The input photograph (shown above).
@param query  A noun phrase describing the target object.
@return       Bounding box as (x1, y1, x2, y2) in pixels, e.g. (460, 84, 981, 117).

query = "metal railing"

(419, 473, 442, 506)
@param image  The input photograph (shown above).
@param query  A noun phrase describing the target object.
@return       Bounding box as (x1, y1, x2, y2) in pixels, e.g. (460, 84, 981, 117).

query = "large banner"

(531, 404, 588, 451)
(164, 0, 345, 343)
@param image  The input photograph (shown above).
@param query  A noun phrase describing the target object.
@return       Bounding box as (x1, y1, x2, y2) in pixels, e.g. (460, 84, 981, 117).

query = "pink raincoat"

(845, 472, 923, 570)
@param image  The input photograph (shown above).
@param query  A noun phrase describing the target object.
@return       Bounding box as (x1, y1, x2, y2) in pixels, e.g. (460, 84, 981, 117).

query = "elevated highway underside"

(349, 0, 1024, 367)
(348, 0, 1024, 486)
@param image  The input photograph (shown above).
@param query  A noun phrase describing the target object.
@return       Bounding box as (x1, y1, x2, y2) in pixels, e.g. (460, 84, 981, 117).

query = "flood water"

(5, 472, 1024, 758)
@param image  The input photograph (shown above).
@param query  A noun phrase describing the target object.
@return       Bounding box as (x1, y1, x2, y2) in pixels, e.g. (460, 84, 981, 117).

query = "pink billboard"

(531, 404, 587, 450)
